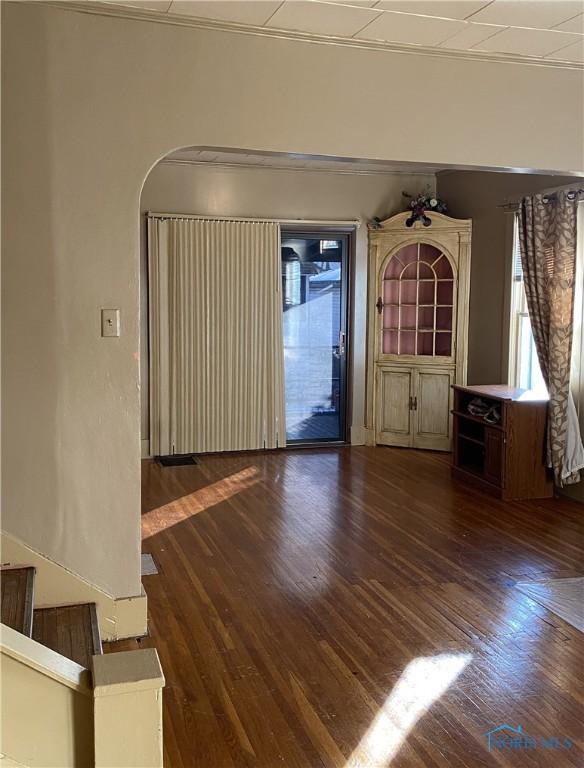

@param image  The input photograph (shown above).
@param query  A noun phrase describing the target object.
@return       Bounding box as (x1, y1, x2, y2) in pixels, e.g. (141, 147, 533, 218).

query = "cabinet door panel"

(484, 428, 505, 487)
(414, 369, 453, 451)
(376, 367, 412, 447)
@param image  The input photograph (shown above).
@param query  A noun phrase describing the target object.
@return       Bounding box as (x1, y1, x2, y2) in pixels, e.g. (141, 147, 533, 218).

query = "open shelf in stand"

(452, 410, 504, 431)
(458, 433, 484, 447)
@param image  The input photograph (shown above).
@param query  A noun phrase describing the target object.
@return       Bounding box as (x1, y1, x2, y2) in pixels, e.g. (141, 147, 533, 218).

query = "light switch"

(101, 308, 120, 337)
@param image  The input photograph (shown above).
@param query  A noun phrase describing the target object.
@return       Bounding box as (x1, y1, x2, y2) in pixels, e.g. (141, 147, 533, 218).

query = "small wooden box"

(451, 384, 553, 500)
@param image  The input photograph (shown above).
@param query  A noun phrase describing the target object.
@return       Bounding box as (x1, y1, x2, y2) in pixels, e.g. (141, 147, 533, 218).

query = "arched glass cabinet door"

(379, 243, 454, 357)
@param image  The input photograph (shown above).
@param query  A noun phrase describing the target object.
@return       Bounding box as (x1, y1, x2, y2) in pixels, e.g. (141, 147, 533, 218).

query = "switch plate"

(101, 308, 120, 337)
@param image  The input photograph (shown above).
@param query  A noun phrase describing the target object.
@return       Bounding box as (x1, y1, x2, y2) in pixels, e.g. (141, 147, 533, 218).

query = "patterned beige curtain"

(518, 190, 584, 486)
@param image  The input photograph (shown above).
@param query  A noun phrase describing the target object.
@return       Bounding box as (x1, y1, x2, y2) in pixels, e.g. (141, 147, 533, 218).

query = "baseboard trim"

(363, 427, 376, 446)
(141, 439, 151, 459)
(0, 532, 147, 641)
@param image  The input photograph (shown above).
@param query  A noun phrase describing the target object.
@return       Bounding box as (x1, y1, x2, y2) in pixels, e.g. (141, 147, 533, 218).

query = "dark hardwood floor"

(106, 447, 584, 767)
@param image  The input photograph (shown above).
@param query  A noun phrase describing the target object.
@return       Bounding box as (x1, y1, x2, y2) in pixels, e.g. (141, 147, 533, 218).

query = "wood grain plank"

(32, 603, 102, 669)
(106, 448, 584, 767)
(1, 566, 35, 636)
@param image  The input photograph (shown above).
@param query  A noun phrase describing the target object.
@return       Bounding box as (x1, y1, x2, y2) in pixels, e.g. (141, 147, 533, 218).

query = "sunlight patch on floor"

(345, 652, 472, 768)
(142, 466, 260, 538)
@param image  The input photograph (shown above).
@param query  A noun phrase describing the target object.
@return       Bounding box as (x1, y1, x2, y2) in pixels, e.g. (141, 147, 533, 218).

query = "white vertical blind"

(148, 217, 285, 455)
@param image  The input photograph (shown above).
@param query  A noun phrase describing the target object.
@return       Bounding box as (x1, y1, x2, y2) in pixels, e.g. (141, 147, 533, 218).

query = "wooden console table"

(452, 384, 553, 500)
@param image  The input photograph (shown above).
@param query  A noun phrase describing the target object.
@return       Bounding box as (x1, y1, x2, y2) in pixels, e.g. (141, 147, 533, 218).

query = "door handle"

(409, 396, 417, 411)
(413, 396, 418, 411)
(376, 297, 383, 314)
(338, 331, 346, 356)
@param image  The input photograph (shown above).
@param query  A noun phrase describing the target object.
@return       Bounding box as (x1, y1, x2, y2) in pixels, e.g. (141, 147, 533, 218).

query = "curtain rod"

(497, 184, 584, 210)
(147, 212, 361, 229)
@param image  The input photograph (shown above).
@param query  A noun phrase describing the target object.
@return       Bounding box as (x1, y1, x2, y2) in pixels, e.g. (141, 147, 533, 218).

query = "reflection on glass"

(417, 332, 433, 355)
(282, 237, 345, 443)
(435, 332, 452, 356)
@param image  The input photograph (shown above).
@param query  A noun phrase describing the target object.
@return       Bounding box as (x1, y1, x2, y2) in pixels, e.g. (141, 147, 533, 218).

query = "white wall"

(2, 1, 583, 598)
(140, 161, 436, 446)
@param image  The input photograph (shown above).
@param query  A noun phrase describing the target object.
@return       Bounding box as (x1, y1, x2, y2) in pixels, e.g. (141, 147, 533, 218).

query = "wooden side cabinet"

(452, 384, 553, 500)
(376, 365, 454, 450)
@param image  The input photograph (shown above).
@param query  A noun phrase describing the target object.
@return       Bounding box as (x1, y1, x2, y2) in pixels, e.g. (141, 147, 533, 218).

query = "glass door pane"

(380, 243, 455, 358)
(281, 234, 348, 443)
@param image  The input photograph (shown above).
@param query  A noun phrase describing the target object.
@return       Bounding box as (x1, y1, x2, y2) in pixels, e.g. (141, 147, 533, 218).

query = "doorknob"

(376, 297, 383, 314)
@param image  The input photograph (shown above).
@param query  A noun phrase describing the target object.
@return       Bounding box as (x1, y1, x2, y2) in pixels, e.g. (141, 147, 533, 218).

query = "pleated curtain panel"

(148, 217, 285, 455)
(518, 189, 584, 486)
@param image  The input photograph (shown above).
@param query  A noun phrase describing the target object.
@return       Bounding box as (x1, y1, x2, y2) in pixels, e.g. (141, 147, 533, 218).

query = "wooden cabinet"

(452, 384, 553, 500)
(415, 369, 454, 450)
(483, 427, 504, 486)
(377, 366, 454, 450)
(367, 212, 471, 451)
(376, 367, 413, 445)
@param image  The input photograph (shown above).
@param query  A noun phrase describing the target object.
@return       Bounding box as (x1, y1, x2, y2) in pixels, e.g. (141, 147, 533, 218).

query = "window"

(509, 214, 547, 394)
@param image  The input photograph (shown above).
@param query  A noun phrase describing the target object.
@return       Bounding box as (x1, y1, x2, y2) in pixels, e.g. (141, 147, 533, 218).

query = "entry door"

(281, 233, 349, 444)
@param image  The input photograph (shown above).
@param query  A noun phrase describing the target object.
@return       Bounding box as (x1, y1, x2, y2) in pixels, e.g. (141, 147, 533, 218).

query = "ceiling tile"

(164, 148, 447, 173)
(323, 0, 379, 6)
(547, 37, 584, 60)
(105, 0, 172, 10)
(169, 1, 282, 26)
(356, 10, 466, 44)
(170, 148, 202, 160)
(266, 1, 381, 36)
(374, 1, 491, 21)
(439, 21, 506, 49)
(196, 150, 221, 161)
(553, 13, 584, 33)
(473, 26, 581, 56)
(468, 1, 584, 30)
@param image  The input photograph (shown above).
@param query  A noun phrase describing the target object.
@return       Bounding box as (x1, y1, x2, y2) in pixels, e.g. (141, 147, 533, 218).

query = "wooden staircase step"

(1, 566, 35, 636)
(32, 603, 102, 669)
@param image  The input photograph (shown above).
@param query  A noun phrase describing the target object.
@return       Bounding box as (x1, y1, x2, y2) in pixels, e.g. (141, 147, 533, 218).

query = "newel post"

(92, 648, 165, 767)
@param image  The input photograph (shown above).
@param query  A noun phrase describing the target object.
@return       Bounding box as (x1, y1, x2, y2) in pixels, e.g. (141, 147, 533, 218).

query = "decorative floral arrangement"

(368, 188, 448, 230)
(403, 188, 447, 227)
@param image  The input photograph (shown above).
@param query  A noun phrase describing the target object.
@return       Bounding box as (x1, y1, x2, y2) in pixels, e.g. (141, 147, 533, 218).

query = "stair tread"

(32, 603, 102, 669)
(1, 566, 35, 636)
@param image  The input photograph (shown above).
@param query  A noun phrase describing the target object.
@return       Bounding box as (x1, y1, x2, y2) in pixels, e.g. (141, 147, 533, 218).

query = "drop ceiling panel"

(356, 10, 466, 44)
(469, 0, 584, 30)
(266, 1, 381, 36)
(439, 22, 506, 49)
(195, 150, 222, 161)
(474, 26, 581, 56)
(374, 1, 491, 21)
(324, 0, 379, 6)
(165, 148, 447, 173)
(169, 1, 282, 25)
(105, 0, 173, 9)
(98, 1, 584, 65)
(548, 38, 584, 60)
(553, 13, 584, 33)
